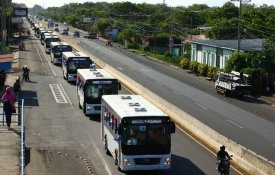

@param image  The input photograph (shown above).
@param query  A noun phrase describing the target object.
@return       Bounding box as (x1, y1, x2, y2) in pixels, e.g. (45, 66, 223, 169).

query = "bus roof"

(50, 42, 70, 47)
(102, 95, 168, 118)
(44, 35, 59, 39)
(62, 52, 88, 58)
(77, 69, 116, 81)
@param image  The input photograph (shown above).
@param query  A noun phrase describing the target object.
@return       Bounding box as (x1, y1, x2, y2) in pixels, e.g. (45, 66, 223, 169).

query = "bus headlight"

(123, 159, 131, 166)
(164, 157, 171, 165)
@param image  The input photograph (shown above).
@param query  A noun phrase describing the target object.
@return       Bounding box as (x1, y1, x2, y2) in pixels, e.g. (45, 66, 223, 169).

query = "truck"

(84, 32, 97, 39)
(215, 71, 251, 97)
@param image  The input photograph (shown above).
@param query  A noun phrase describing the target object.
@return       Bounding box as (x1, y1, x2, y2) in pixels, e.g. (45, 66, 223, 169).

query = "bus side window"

(111, 115, 114, 130)
(114, 118, 118, 133)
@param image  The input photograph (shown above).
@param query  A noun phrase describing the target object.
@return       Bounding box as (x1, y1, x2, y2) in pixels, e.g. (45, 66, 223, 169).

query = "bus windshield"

(121, 118, 171, 155)
(85, 82, 118, 102)
(45, 38, 60, 47)
(53, 46, 72, 57)
(66, 58, 91, 73)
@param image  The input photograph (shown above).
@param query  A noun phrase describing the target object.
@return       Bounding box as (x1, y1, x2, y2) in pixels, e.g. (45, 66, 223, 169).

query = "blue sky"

(13, 0, 275, 8)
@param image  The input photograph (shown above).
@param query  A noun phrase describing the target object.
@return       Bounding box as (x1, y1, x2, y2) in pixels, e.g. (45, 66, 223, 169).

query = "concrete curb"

(59, 35, 275, 175)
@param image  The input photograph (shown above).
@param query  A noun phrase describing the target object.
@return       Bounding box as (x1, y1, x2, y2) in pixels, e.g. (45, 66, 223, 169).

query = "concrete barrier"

(60, 35, 275, 175)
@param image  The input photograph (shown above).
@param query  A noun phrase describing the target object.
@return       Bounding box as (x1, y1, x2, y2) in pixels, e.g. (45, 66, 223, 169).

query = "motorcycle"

(217, 156, 233, 175)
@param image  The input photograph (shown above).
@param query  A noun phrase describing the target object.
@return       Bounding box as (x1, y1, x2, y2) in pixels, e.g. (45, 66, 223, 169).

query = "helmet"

(220, 145, 225, 151)
(24, 65, 27, 68)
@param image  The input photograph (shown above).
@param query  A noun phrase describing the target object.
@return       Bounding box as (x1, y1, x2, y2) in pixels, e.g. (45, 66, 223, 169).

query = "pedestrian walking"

(1, 87, 16, 129)
(13, 79, 21, 99)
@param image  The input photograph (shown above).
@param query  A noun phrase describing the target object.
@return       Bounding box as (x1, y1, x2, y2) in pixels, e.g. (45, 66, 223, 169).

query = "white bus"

(77, 68, 121, 115)
(44, 35, 60, 54)
(62, 52, 92, 82)
(101, 95, 175, 171)
(50, 42, 72, 65)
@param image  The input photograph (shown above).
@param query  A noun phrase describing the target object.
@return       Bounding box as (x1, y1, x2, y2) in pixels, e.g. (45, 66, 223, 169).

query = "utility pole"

(1, 0, 8, 53)
(232, 0, 251, 52)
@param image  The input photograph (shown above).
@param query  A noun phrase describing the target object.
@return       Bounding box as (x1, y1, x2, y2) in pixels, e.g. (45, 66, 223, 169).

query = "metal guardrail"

(20, 99, 25, 175)
(0, 99, 25, 175)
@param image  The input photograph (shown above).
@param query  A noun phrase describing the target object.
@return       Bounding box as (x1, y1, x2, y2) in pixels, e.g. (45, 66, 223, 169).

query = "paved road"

(63, 32, 275, 163)
(21, 20, 241, 174)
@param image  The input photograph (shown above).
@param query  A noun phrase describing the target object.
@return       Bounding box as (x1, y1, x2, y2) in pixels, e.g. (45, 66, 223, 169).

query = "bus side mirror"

(170, 122, 175, 133)
(118, 83, 121, 90)
(118, 124, 123, 135)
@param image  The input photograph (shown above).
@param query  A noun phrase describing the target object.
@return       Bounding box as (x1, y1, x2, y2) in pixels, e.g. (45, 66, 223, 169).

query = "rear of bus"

(44, 36, 60, 54)
(51, 43, 72, 65)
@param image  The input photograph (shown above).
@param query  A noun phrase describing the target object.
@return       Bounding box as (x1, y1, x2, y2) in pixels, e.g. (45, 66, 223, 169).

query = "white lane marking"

(117, 67, 123, 71)
(172, 90, 181, 96)
(227, 120, 244, 129)
(195, 103, 208, 110)
(59, 83, 72, 105)
(36, 38, 57, 76)
(49, 84, 68, 103)
(91, 143, 112, 175)
(140, 68, 151, 72)
(32, 38, 48, 75)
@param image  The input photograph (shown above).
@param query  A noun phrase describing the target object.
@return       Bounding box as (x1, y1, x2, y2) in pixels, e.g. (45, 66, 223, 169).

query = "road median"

(59, 34, 275, 175)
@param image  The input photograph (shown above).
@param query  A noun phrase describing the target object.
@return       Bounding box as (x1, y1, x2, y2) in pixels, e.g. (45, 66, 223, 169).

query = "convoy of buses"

(31, 21, 175, 172)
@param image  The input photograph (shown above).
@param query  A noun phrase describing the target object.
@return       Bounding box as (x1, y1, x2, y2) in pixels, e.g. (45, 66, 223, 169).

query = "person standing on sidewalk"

(13, 79, 21, 99)
(1, 86, 16, 129)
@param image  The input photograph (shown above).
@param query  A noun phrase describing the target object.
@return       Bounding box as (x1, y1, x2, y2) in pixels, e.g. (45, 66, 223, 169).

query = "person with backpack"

(1, 87, 16, 129)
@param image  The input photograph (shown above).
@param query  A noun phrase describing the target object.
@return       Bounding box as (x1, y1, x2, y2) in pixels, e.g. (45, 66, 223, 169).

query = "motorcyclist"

(217, 146, 232, 174)
(22, 65, 30, 82)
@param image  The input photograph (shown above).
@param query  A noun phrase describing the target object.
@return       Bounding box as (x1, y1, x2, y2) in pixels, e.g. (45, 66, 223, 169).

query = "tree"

(224, 52, 251, 72)
(96, 19, 111, 36)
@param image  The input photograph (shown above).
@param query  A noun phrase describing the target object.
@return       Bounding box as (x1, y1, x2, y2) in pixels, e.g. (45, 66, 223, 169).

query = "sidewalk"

(0, 49, 21, 175)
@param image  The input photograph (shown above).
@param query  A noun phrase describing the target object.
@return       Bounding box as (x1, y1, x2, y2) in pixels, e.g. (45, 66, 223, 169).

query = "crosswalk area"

(49, 84, 68, 103)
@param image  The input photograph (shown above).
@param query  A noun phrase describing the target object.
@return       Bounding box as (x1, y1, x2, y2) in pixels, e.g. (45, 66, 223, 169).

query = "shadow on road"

(19, 90, 39, 107)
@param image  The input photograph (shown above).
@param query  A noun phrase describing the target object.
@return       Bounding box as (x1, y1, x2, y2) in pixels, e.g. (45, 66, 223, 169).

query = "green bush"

(207, 66, 220, 80)
(243, 67, 261, 96)
(164, 51, 171, 58)
(198, 63, 208, 76)
(179, 58, 190, 69)
(189, 61, 199, 74)
(127, 43, 139, 49)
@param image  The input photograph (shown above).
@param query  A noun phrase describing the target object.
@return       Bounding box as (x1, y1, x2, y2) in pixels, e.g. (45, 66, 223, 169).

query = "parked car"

(73, 31, 80, 37)
(84, 32, 97, 39)
(61, 29, 68, 35)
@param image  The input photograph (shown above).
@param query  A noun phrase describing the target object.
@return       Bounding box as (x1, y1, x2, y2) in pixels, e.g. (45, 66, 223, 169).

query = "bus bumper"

(85, 104, 101, 115)
(53, 58, 61, 64)
(120, 154, 171, 171)
(67, 74, 77, 82)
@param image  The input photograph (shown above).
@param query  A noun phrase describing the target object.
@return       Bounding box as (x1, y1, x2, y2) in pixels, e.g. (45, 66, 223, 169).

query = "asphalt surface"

(73, 37, 275, 162)
(19, 19, 242, 175)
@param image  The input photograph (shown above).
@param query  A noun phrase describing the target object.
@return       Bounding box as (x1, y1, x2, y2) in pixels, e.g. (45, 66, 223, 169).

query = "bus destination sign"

(131, 119, 162, 124)
(92, 80, 114, 84)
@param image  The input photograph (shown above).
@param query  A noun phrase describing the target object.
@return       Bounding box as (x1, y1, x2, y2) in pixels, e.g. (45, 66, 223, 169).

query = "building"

(190, 39, 264, 69)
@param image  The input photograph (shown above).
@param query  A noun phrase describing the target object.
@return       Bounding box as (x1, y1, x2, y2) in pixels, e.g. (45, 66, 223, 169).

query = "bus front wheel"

(83, 102, 86, 115)
(104, 136, 111, 155)
(78, 97, 82, 109)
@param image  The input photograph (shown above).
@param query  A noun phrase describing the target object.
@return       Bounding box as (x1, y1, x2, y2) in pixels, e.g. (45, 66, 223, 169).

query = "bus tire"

(78, 97, 82, 109)
(83, 102, 86, 115)
(104, 136, 111, 155)
(115, 149, 118, 165)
